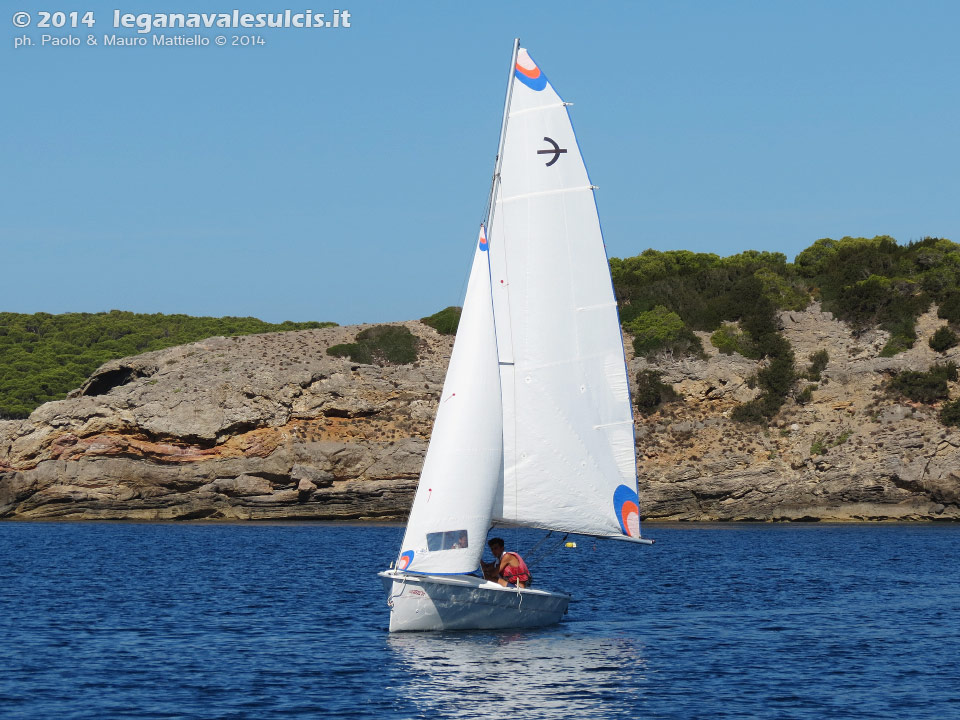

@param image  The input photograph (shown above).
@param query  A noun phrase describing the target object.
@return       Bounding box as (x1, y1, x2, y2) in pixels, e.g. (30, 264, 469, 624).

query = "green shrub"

(809, 430, 852, 455)
(940, 398, 960, 427)
(327, 342, 372, 365)
(879, 316, 919, 357)
(794, 238, 840, 278)
(757, 353, 797, 400)
(753, 268, 809, 311)
(879, 337, 913, 357)
(731, 351, 796, 423)
(710, 323, 758, 358)
(939, 292, 960, 323)
(359, 325, 419, 364)
(626, 306, 704, 358)
(731, 399, 767, 424)
(634, 370, 679, 415)
(421, 306, 461, 335)
(888, 363, 957, 403)
(326, 325, 420, 366)
(837, 274, 898, 325)
(731, 395, 788, 422)
(796, 385, 815, 405)
(929, 326, 959, 353)
(805, 350, 829, 381)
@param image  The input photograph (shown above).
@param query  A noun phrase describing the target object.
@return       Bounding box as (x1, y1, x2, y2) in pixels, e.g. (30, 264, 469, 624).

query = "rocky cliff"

(2, 306, 958, 522)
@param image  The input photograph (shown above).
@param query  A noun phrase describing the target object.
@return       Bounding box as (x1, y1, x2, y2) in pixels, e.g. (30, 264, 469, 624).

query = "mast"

(483, 38, 520, 234)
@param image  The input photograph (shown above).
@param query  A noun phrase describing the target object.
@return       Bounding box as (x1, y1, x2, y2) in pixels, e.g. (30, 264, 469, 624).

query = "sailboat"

(379, 40, 652, 632)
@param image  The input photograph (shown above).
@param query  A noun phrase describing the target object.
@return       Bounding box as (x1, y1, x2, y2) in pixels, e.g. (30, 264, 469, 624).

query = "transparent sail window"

(426, 530, 469, 551)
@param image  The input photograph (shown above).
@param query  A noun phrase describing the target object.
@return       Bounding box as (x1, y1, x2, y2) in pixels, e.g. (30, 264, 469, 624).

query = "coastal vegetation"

(625, 306, 704, 358)
(634, 370, 679, 415)
(810, 429, 853, 456)
(941, 398, 960, 427)
(795, 384, 816, 405)
(793, 351, 830, 406)
(710, 323, 759, 359)
(420, 306, 461, 335)
(803, 350, 830, 382)
(612, 236, 960, 424)
(887, 363, 957, 404)
(794, 236, 960, 356)
(929, 326, 959, 353)
(611, 248, 801, 423)
(327, 325, 420, 366)
(939, 292, 960, 323)
(0, 311, 335, 419)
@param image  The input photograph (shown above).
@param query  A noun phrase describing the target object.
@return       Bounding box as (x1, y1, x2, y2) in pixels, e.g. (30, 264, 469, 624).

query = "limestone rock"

(1, 310, 959, 522)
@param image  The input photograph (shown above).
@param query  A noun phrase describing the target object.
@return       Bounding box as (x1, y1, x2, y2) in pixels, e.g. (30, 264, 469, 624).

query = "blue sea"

(1, 522, 958, 719)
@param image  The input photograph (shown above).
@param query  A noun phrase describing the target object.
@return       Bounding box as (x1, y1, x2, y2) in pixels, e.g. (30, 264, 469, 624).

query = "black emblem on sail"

(537, 136, 567, 167)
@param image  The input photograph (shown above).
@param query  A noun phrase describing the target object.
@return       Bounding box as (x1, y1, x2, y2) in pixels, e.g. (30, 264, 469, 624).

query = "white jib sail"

(395, 227, 503, 574)
(487, 48, 643, 540)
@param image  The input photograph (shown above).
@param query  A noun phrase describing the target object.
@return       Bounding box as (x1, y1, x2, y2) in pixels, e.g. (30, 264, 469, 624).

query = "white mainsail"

(395, 228, 503, 574)
(486, 48, 643, 540)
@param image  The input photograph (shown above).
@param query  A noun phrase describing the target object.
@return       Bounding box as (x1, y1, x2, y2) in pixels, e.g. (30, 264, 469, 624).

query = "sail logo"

(398, 550, 415, 570)
(478, 227, 488, 252)
(613, 485, 641, 538)
(537, 137, 567, 167)
(515, 49, 548, 91)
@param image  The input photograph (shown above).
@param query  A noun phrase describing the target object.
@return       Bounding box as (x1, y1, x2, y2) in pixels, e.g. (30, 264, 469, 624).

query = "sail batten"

(508, 102, 570, 117)
(499, 185, 596, 203)
(594, 420, 633, 429)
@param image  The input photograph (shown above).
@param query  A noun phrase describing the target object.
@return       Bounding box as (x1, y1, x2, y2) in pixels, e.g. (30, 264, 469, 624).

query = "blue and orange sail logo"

(613, 485, 641, 538)
(398, 550, 414, 570)
(515, 48, 548, 91)
(478, 226, 488, 252)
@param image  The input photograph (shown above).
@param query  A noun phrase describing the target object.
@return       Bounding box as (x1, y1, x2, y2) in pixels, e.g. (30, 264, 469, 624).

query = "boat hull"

(378, 570, 570, 632)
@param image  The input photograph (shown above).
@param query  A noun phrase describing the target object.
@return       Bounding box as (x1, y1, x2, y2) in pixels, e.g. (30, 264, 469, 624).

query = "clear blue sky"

(3, 1, 958, 325)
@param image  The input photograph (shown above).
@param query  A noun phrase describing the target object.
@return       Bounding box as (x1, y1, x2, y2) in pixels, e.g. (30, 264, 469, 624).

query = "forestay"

(487, 48, 642, 540)
(395, 228, 503, 574)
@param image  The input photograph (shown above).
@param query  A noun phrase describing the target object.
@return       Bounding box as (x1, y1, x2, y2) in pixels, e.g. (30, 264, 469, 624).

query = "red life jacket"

(500, 551, 530, 584)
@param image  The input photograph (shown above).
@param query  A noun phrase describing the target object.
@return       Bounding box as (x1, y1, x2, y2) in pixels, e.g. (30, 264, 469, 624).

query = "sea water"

(1, 522, 958, 719)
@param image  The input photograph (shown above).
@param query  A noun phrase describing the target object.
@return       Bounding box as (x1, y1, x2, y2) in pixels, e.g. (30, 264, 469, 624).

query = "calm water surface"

(1, 522, 958, 719)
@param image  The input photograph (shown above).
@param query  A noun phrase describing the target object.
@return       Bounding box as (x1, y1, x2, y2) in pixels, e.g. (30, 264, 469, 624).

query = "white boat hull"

(379, 570, 570, 632)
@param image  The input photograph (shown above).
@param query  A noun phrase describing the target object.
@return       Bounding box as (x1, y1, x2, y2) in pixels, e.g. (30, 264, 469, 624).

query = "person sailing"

(481, 537, 531, 588)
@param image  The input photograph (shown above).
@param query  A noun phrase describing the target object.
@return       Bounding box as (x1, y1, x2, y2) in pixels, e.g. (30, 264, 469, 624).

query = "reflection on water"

(387, 627, 647, 719)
